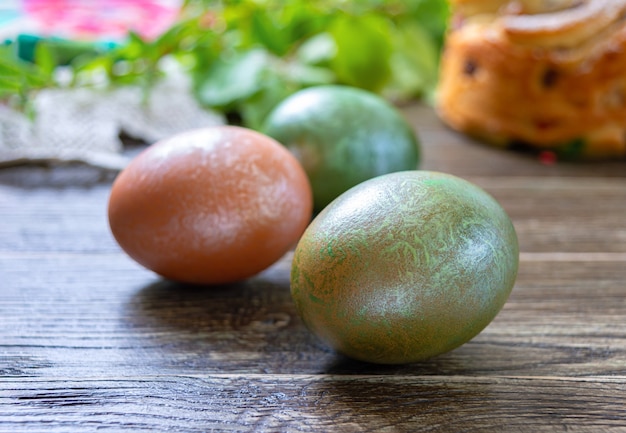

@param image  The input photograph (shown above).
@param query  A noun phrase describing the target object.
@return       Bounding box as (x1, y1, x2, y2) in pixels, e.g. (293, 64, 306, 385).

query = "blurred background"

(0, 0, 449, 129)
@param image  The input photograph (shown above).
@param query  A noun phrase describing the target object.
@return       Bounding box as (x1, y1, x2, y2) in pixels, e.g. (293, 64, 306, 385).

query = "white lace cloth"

(0, 72, 224, 171)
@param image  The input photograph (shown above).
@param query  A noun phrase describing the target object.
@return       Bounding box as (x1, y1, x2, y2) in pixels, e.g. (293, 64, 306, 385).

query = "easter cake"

(436, 0, 626, 159)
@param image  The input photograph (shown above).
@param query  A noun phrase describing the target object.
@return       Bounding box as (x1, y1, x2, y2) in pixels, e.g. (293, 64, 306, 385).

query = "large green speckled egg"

(290, 171, 519, 364)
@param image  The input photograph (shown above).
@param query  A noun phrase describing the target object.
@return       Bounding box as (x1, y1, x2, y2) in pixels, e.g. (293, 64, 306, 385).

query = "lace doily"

(0, 71, 225, 171)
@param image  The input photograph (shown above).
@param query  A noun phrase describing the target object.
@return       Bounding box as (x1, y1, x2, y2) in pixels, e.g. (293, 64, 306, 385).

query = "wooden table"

(1, 105, 625, 432)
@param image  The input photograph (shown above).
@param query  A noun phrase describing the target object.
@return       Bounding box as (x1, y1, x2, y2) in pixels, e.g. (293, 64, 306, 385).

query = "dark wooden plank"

(1, 375, 625, 432)
(1, 252, 625, 377)
(3, 175, 626, 254)
(0, 184, 120, 253)
(473, 177, 626, 253)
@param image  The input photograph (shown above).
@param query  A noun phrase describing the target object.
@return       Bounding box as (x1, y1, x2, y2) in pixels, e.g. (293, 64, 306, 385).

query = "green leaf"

(251, 10, 291, 56)
(153, 15, 202, 57)
(0, 61, 24, 79)
(0, 46, 27, 74)
(0, 76, 22, 93)
(385, 21, 440, 102)
(402, 0, 450, 48)
(284, 62, 335, 86)
(329, 13, 393, 92)
(195, 49, 268, 108)
(117, 31, 151, 61)
(240, 71, 293, 130)
(556, 137, 586, 160)
(71, 54, 114, 79)
(0, 46, 48, 88)
(296, 33, 336, 65)
(34, 42, 57, 82)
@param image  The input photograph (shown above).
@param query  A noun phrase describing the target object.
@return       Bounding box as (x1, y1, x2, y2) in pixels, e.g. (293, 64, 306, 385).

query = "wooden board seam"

(2, 374, 626, 383)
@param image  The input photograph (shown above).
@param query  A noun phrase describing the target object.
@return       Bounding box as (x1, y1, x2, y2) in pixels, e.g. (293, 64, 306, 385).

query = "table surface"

(1, 105, 626, 432)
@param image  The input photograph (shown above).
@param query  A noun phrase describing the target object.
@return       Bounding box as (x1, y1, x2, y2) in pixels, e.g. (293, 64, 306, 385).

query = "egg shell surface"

(108, 126, 313, 284)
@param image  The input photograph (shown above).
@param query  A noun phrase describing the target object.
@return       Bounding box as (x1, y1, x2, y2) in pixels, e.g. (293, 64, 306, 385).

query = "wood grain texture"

(2, 376, 625, 432)
(1, 104, 626, 432)
(1, 253, 626, 378)
(4, 176, 626, 254)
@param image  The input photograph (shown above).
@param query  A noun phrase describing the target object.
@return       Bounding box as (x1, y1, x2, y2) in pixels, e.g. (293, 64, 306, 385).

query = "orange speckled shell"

(108, 126, 313, 285)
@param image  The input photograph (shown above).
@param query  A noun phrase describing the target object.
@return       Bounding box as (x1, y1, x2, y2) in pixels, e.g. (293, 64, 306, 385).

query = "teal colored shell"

(263, 85, 420, 211)
(290, 171, 519, 364)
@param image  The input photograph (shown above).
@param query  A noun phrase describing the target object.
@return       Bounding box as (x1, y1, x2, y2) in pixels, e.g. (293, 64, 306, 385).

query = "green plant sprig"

(0, 0, 449, 129)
